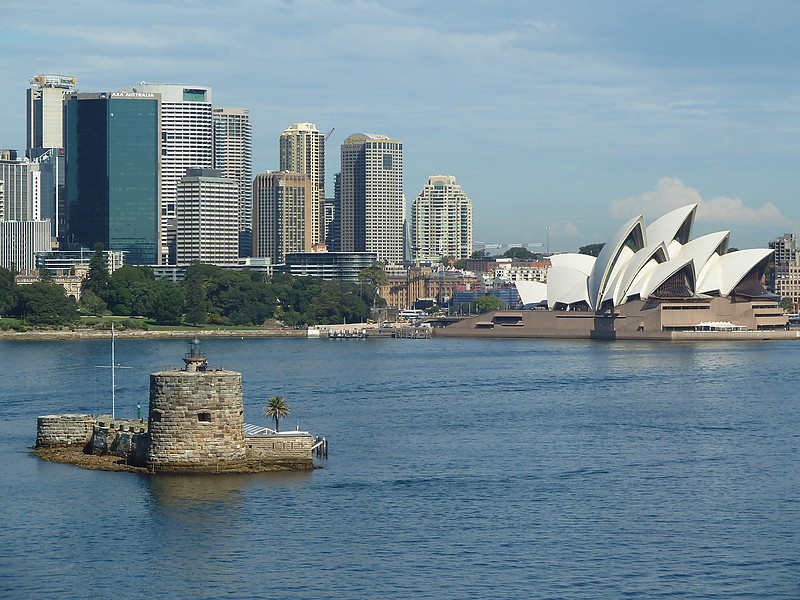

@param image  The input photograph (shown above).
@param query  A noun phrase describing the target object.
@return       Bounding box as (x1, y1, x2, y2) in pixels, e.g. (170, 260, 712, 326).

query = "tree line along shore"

(1, 246, 387, 333)
(0, 327, 309, 340)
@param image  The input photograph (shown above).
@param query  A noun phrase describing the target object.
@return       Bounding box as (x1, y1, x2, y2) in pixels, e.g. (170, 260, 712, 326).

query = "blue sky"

(2, 0, 798, 250)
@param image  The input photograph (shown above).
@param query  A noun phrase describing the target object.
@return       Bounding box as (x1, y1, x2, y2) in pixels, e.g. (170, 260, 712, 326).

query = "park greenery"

(470, 295, 506, 314)
(0, 246, 384, 329)
(501, 246, 539, 260)
(578, 243, 605, 257)
(469, 247, 542, 261)
(0, 265, 79, 327)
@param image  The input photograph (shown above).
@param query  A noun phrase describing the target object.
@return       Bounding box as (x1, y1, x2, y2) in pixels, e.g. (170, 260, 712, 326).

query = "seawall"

(1, 328, 307, 341)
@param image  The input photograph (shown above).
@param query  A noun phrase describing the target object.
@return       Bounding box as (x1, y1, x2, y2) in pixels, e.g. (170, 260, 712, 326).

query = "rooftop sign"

(110, 92, 157, 99)
(31, 75, 77, 89)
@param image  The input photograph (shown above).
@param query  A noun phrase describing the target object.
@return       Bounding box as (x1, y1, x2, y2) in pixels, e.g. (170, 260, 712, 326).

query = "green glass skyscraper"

(65, 92, 160, 265)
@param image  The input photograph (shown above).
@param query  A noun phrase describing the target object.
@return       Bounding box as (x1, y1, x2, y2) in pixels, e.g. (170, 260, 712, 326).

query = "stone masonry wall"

(245, 434, 314, 465)
(89, 421, 149, 465)
(36, 414, 95, 448)
(148, 369, 245, 472)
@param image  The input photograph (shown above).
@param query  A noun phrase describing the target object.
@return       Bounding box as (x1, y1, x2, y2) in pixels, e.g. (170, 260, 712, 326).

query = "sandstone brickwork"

(36, 414, 95, 448)
(245, 434, 313, 467)
(147, 369, 246, 472)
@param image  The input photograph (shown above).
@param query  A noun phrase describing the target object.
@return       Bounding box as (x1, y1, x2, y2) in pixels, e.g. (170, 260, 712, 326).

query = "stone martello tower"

(147, 338, 246, 472)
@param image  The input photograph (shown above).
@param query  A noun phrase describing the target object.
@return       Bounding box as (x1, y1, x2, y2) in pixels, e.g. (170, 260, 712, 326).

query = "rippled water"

(1, 337, 798, 598)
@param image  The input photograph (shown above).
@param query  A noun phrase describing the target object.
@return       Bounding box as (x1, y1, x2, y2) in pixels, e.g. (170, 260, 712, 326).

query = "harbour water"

(1, 337, 798, 598)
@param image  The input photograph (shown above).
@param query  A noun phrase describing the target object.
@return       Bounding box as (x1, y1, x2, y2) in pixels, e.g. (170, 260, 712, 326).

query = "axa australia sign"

(110, 92, 158, 100)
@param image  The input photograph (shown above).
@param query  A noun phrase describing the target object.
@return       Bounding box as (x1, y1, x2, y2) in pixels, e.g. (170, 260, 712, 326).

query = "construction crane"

(324, 128, 335, 142)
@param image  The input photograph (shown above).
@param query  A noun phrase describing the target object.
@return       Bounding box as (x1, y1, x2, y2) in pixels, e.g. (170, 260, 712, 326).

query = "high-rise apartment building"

(252, 171, 313, 264)
(339, 133, 404, 264)
(125, 83, 213, 263)
(770, 233, 800, 312)
(26, 74, 77, 157)
(411, 175, 473, 262)
(769, 233, 800, 267)
(213, 107, 252, 258)
(64, 91, 161, 265)
(175, 168, 238, 266)
(279, 123, 325, 245)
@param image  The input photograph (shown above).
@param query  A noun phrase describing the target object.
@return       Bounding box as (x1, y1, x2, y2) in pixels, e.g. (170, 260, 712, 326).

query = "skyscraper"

(125, 83, 213, 264)
(411, 175, 473, 262)
(279, 123, 325, 245)
(26, 76, 73, 240)
(213, 107, 253, 257)
(175, 169, 238, 266)
(0, 220, 51, 271)
(0, 151, 54, 273)
(26, 74, 77, 157)
(325, 172, 342, 251)
(30, 149, 65, 238)
(0, 155, 34, 221)
(339, 133, 404, 264)
(252, 171, 313, 264)
(64, 91, 161, 265)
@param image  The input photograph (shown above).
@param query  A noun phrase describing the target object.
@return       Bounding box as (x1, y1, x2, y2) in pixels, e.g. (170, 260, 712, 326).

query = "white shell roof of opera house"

(517, 204, 774, 311)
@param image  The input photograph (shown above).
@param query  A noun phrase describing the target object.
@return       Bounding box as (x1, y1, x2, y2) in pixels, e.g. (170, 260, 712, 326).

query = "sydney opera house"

(438, 204, 790, 340)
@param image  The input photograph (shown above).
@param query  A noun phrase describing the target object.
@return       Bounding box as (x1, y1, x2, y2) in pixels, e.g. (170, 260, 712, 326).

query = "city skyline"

(2, 1, 799, 250)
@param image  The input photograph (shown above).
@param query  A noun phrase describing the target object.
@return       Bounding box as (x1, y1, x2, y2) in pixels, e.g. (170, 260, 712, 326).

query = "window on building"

(197, 412, 212, 422)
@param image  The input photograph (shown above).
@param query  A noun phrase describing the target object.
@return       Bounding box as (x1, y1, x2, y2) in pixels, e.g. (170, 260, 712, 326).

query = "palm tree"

(264, 396, 290, 432)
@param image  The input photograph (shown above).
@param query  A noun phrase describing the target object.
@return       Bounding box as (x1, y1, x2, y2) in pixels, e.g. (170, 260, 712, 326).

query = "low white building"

(493, 259, 550, 283)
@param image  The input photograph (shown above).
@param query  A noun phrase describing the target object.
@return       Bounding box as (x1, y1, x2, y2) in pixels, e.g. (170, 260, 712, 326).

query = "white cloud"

(562, 222, 579, 237)
(610, 177, 785, 225)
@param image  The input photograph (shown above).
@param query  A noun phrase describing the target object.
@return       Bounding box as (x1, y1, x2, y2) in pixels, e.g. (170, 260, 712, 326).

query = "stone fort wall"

(245, 434, 313, 466)
(148, 370, 246, 472)
(36, 414, 95, 448)
(89, 421, 149, 465)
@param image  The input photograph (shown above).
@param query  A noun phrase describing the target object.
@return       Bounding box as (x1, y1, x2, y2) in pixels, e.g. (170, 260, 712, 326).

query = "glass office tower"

(65, 92, 160, 265)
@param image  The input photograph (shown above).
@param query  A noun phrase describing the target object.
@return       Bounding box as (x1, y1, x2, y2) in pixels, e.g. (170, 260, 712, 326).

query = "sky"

(2, 0, 798, 251)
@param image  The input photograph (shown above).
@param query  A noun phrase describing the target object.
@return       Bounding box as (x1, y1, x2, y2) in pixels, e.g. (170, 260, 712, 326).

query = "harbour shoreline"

(0, 327, 307, 341)
(33, 446, 320, 473)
